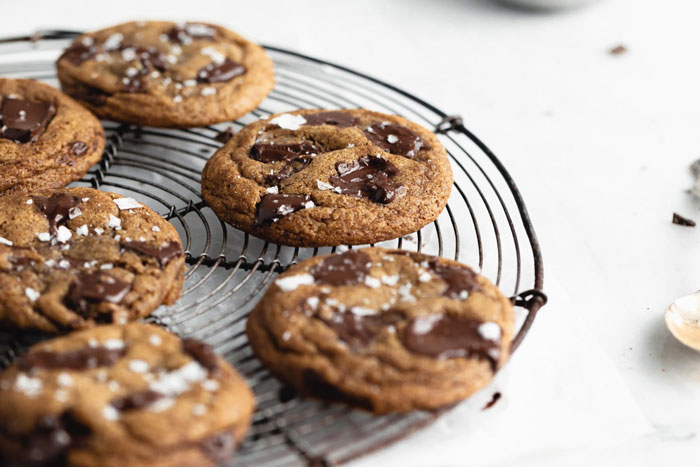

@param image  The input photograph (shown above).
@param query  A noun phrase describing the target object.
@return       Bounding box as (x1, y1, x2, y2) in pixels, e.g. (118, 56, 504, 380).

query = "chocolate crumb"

(609, 45, 628, 55)
(482, 392, 501, 410)
(672, 213, 696, 227)
(214, 127, 235, 143)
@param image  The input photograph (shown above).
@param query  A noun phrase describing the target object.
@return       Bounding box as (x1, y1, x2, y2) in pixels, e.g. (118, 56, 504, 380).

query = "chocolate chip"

(363, 122, 431, 158)
(196, 59, 245, 83)
(329, 155, 404, 204)
(250, 141, 319, 163)
(122, 241, 183, 267)
(111, 390, 163, 411)
(17, 346, 125, 371)
(65, 271, 131, 315)
(70, 141, 89, 156)
(182, 338, 219, 374)
(255, 193, 314, 226)
(672, 212, 696, 227)
(0, 98, 56, 143)
(304, 111, 359, 128)
(402, 315, 500, 370)
(311, 250, 372, 286)
(32, 193, 81, 235)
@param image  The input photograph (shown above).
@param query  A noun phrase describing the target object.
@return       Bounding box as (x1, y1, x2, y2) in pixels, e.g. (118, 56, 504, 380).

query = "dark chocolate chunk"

(329, 155, 404, 204)
(301, 369, 373, 411)
(200, 431, 237, 464)
(70, 141, 89, 156)
(250, 141, 319, 163)
(77, 85, 111, 106)
(134, 46, 169, 72)
(214, 127, 235, 143)
(255, 193, 313, 226)
(363, 122, 431, 158)
(311, 250, 371, 286)
(0, 98, 56, 143)
(167, 23, 216, 44)
(18, 412, 90, 467)
(264, 157, 313, 185)
(197, 59, 245, 83)
(428, 261, 480, 299)
(58, 43, 97, 65)
(482, 391, 502, 410)
(110, 390, 163, 411)
(182, 338, 219, 374)
(402, 314, 500, 369)
(32, 193, 81, 235)
(672, 212, 696, 227)
(65, 271, 131, 314)
(17, 346, 125, 371)
(304, 111, 359, 128)
(321, 310, 403, 349)
(122, 241, 183, 267)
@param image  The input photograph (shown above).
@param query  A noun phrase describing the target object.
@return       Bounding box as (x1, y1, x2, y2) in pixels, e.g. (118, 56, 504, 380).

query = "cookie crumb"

(214, 127, 235, 143)
(609, 45, 628, 55)
(482, 392, 502, 410)
(672, 213, 696, 227)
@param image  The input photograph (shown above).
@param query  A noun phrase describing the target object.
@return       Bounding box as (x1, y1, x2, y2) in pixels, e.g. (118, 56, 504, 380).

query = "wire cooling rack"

(0, 31, 546, 466)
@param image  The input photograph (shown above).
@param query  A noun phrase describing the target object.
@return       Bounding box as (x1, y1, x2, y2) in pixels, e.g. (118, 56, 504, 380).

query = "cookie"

(0, 187, 185, 333)
(0, 78, 105, 195)
(201, 109, 453, 247)
(56, 21, 275, 128)
(0, 322, 254, 466)
(246, 248, 513, 413)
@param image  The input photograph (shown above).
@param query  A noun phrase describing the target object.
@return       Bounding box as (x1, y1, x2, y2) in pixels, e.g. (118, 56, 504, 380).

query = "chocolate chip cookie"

(246, 248, 513, 413)
(56, 21, 275, 127)
(0, 322, 254, 466)
(0, 187, 185, 333)
(201, 109, 453, 247)
(0, 78, 105, 195)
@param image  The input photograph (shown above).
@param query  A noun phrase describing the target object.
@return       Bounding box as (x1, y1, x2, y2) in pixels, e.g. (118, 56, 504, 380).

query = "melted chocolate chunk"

(111, 390, 163, 411)
(123, 241, 183, 267)
(182, 338, 219, 374)
(197, 59, 245, 83)
(77, 85, 110, 106)
(70, 141, 89, 156)
(167, 23, 216, 44)
(255, 193, 313, 226)
(329, 156, 403, 204)
(65, 271, 131, 314)
(265, 157, 313, 185)
(402, 314, 500, 369)
(58, 43, 97, 65)
(304, 111, 359, 128)
(311, 250, 371, 286)
(133, 46, 169, 72)
(200, 431, 237, 464)
(17, 346, 125, 371)
(0, 98, 56, 143)
(364, 122, 431, 158)
(17, 412, 91, 467)
(32, 193, 81, 235)
(214, 127, 235, 143)
(250, 141, 319, 163)
(428, 261, 480, 299)
(321, 310, 403, 349)
(301, 369, 373, 411)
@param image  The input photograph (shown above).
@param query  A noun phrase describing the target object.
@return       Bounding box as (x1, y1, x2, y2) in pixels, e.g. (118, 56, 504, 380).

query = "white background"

(3, 0, 700, 465)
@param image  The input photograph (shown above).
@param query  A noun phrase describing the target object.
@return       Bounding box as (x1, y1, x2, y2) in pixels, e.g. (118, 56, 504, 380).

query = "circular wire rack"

(0, 31, 546, 467)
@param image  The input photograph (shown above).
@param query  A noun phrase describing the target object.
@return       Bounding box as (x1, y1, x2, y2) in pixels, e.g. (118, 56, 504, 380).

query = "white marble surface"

(4, 0, 700, 465)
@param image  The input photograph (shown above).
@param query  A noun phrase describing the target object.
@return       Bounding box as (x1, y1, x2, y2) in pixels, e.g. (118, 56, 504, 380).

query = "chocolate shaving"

(672, 213, 696, 227)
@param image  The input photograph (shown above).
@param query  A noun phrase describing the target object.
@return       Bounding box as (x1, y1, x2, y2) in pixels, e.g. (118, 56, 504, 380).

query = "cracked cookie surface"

(0, 323, 254, 466)
(0, 187, 184, 333)
(246, 248, 513, 413)
(56, 21, 274, 128)
(0, 78, 105, 195)
(201, 109, 453, 247)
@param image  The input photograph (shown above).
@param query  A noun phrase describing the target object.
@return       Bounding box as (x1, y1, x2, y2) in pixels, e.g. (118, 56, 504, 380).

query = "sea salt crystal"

(275, 273, 315, 291)
(25, 287, 40, 302)
(76, 225, 89, 236)
(128, 360, 150, 374)
(478, 322, 502, 341)
(113, 198, 143, 210)
(0, 237, 12, 246)
(269, 113, 307, 130)
(108, 215, 122, 229)
(37, 232, 51, 242)
(56, 226, 72, 243)
(14, 374, 42, 397)
(201, 87, 216, 96)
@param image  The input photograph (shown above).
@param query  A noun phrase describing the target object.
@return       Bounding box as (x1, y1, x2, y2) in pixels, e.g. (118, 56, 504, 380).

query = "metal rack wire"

(0, 31, 546, 466)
